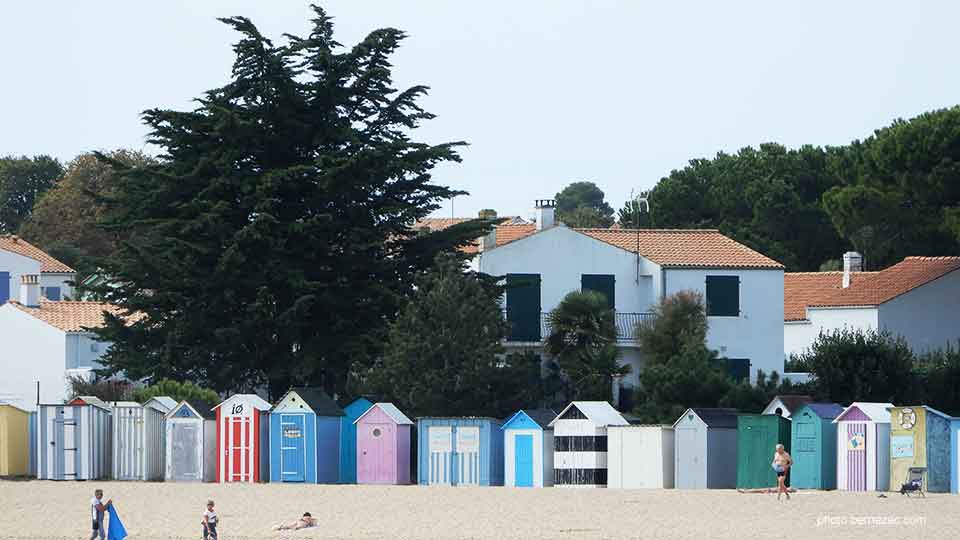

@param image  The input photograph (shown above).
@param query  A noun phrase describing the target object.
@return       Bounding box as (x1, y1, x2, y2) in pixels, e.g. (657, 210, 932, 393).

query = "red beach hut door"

(845, 423, 867, 491)
(229, 416, 253, 482)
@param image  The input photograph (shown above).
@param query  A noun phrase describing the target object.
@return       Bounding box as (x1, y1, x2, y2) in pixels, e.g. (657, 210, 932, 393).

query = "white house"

(784, 252, 960, 358)
(0, 274, 121, 411)
(477, 200, 785, 389)
(0, 235, 76, 302)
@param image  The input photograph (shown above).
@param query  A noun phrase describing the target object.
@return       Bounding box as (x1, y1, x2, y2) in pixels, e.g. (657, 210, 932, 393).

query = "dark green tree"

(0, 155, 63, 233)
(364, 253, 539, 417)
(90, 7, 492, 397)
(545, 290, 630, 401)
(789, 329, 917, 404)
(914, 345, 960, 415)
(636, 290, 708, 365)
(633, 344, 730, 423)
(131, 379, 221, 405)
(617, 198, 652, 228)
(555, 181, 615, 227)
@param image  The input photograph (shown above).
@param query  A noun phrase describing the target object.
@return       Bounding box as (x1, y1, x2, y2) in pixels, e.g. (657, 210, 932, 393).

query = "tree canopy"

(89, 7, 491, 398)
(0, 155, 63, 234)
(555, 181, 615, 227)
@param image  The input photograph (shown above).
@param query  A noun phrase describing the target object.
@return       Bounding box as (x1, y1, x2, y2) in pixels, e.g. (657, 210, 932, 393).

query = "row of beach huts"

(1, 392, 960, 494)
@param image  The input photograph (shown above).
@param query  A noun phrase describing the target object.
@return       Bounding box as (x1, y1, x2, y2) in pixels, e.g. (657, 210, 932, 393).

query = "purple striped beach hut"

(834, 402, 893, 492)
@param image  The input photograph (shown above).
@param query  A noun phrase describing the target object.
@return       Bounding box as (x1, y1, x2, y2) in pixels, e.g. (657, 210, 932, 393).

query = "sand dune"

(2, 480, 955, 539)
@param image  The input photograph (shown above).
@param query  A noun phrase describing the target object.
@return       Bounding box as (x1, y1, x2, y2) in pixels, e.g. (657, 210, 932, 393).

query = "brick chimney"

(535, 199, 555, 231)
(842, 251, 863, 288)
(20, 274, 40, 307)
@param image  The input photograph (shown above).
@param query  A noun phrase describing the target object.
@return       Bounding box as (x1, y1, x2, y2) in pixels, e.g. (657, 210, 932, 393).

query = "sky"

(2, 1, 959, 219)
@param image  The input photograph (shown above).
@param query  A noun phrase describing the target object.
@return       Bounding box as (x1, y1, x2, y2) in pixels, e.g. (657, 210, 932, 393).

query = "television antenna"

(629, 189, 651, 284)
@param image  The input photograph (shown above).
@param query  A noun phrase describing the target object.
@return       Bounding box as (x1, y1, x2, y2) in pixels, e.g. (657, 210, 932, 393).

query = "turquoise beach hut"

(339, 397, 373, 483)
(790, 403, 844, 489)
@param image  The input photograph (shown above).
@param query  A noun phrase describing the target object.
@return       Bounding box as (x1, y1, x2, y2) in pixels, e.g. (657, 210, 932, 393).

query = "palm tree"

(545, 291, 628, 401)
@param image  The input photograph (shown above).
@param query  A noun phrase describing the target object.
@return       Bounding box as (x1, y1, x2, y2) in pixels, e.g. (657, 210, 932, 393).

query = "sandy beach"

(2, 480, 955, 540)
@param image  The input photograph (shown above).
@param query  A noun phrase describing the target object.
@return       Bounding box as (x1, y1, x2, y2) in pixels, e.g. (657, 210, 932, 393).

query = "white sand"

(2, 480, 956, 539)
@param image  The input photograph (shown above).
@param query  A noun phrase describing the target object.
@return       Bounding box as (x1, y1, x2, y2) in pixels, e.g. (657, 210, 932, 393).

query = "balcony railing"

(502, 310, 654, 343)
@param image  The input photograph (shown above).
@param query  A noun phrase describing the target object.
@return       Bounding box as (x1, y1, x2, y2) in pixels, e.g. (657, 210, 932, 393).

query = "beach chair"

(898, 467, 925, 497)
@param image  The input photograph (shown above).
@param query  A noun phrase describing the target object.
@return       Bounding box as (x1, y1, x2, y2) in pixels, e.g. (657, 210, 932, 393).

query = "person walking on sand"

(202, 500, 219, 540)
(772, 443, 793, 501)
(89, 489, 112, 540)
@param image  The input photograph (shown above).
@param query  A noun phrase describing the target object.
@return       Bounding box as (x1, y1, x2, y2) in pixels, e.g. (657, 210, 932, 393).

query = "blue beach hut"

(502, 409, 556, 487)
(952, 417, 960, 494)
(789, 403, 844, 489)
(269, 388, 344, 483)
(418, 417, 504, 486)
(339, 397, 373, 483)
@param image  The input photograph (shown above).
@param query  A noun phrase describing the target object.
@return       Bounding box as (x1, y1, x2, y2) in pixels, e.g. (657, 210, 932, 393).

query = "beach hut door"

(456, 426, 480, 486)
(845, 423, 867, 491)
(172, 423, 201, 480)
(54, 417, 78, 479)
(280, 414, 306, 482)
(675, 428, 699, 488)
(428, 426, 452, 485)
(515, 434, 534, 487)
(228, 415, 253, 482)
(794, 416, 818, 486)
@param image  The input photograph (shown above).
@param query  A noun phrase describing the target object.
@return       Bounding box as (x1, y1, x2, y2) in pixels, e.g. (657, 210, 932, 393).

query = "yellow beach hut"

(0, 403, 31, 476)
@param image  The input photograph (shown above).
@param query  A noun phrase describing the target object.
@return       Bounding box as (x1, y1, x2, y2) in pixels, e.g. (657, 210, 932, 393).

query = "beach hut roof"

(888, 405, 953, 420)
(501, 408, 557, 430)
(354, 402, 413, 425)
(110, 401, 142, 408)
(274, 387, 344, 416)
(762, 395, 813, 415)
(213, 393, 271, 411)
(68, 396, 112, 411)
(834, 402, 894, 423)
(674, 408, 739, 429)
(170, 399, 216, 420)
(548, 401, 629, 427)
(0, 402, 30, 413)
(143, 396, 177, 412)
(800, 403, 845, 420)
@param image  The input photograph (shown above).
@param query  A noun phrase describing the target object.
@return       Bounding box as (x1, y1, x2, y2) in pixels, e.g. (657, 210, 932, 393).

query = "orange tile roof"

(413, 217, 522, 255)
(784, 257, 960, 320)
(7, 300, 127, 332)
(0, 235, 74, 273)
(494, 224, 537, 247)
(575, 228, 784, 269)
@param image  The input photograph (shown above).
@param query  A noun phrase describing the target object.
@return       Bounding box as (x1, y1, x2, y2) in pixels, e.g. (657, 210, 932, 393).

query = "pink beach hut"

(354, 403, 413, 485)
(834, 402, 894, 492)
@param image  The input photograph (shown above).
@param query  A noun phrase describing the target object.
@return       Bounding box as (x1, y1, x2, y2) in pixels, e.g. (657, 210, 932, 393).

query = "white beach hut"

(834, 402, 893, 492)
(549, 401, 628, 488)
(502, 408, 556, 488)
(37, 396, 112, 480)
(111, 397, 175, 481)
(607, 425, 675, 489)
(165, 400, 217, 482)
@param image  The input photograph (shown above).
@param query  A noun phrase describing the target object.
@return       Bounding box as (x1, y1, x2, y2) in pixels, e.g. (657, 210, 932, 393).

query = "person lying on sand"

(274, 512, 318, 531)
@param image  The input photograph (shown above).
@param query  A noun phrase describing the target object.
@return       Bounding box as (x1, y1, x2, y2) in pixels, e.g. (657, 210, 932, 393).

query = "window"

(706, 275, 739, 316)
(581, 274, 615, 310)
(42, 286, 61, 301)
(505, 274, 541, 341)
(717, 358, 750, 382)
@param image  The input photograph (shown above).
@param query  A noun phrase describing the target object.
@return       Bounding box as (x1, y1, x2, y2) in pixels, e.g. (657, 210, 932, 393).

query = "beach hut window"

(373, 428, 382, 437)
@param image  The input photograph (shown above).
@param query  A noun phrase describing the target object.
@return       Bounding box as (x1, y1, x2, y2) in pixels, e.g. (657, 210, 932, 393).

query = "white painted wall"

(479, 226, 660, 314)
(784, 307, 878, 358)
(879, 269, 960, 355)
(40, 273, 75, 300)
(65, 333, 109, 370)
(0, 305, 67, 411)
(0, 250, 41, 302)
(664, 268, 785, 381)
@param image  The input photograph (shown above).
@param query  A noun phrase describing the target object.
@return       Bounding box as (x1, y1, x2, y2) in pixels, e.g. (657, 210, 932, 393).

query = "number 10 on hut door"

(223, 403, 254, 482)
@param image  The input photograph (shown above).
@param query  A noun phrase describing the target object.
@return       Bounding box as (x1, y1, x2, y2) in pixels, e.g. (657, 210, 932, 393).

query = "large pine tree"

(91, 7, 490, 397)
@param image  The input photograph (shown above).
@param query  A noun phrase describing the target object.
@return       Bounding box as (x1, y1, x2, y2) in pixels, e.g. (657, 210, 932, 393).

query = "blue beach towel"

(107, 505, 128, 540)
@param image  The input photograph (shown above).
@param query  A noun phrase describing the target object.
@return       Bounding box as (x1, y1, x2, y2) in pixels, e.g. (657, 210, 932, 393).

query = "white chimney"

(842, 251, 863, 288)
(20, 274, 41, 307)
(535, 199, 556, 231)
(478, 228, 497, 252)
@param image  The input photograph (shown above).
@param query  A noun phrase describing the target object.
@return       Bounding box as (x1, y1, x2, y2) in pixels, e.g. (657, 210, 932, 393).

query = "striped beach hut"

(339, 397, 373, 484)
(111, 398, 171, 481)
(37, 396, 112, 480)
(355, 402, 414, 485)
(418, 417, 504, 486)
(0, 403, 30, 476)
(270, 388, 344, 484)
(889, 405, 951, 493)
(165, 400, 217, 482)
(214, 394, 271, 483)
(834, 402, 893, 492)
(673, 408, 739, 489)
(789, 403, 844, 489)
(502, 408, 556, 488)
(549, 401, 628, 488)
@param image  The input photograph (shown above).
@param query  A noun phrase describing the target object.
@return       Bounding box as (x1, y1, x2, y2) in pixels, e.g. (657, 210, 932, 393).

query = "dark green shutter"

(706, 275, 739, 316)
(719, 358, 750, 382)
(581, 274, 615, 310)
(506, 274, 541, 341)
